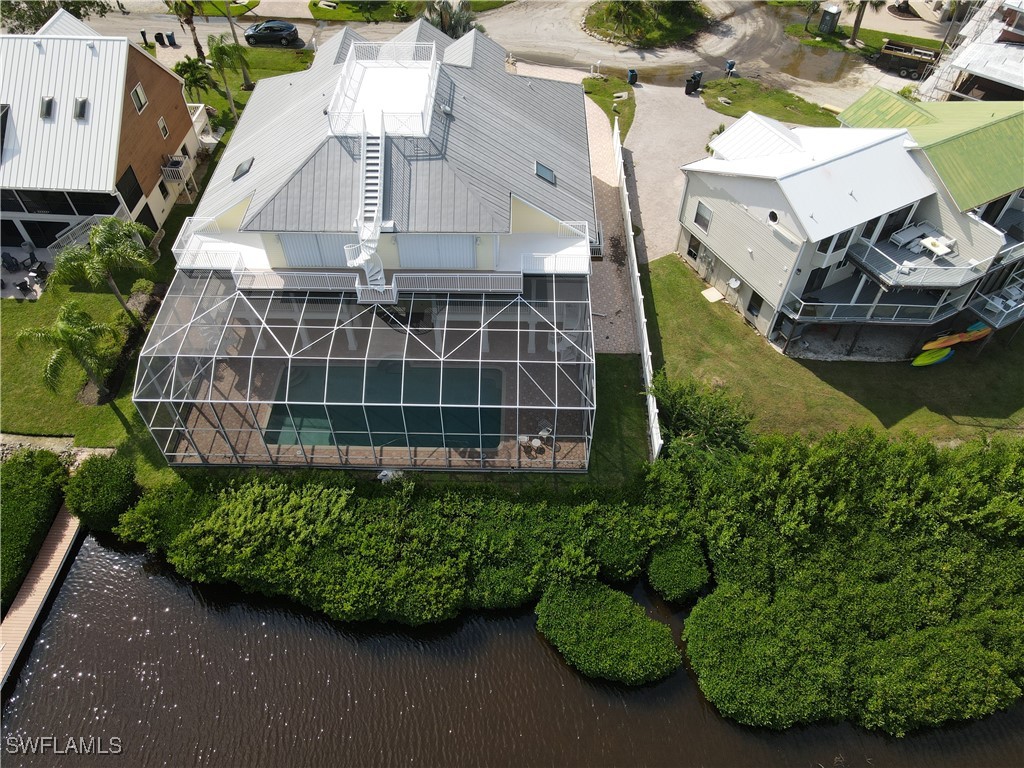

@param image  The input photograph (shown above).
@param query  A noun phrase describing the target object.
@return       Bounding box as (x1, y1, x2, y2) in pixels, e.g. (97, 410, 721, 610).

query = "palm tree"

(49, 217, 154, 327)
(166, 0, 205, 62)
(844, 0, 886, 46)
(802, 0, 822, 32)
(17, 301, 114, 398)
(207, 33, 249, 123)
(605, 0, 649, 36)
(173, 56, 216, 101)
(423, 0, 485, 40)
(218, 1, 254, 90)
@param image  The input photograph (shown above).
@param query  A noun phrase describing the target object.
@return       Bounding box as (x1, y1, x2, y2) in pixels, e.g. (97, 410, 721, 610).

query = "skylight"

(233, 157, 254, 181)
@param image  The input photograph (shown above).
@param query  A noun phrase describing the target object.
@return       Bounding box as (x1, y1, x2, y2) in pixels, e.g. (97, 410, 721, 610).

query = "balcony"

(992, 207, 1024, 266)
(848, 222, 994, 289)
(967, 273, 1024, 329)
(232, 267, 358, 292)
(161, 155, 193, 184)
(782, 274, 965, 324)
(497, 221, 593, 275)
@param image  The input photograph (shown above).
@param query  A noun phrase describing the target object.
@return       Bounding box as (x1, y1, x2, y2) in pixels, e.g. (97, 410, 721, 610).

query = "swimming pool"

(264, 363, 503, 449)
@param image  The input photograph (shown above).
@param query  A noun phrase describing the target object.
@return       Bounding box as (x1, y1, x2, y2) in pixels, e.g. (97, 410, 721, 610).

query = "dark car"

(244, 20, 299, 46)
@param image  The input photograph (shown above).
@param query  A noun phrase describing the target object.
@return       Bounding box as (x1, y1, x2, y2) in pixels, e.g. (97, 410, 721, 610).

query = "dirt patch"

(0, 433, 114, 472)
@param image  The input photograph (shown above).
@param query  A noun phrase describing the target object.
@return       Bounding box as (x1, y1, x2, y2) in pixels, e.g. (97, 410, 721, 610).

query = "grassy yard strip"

(195, 1, 260, 17)
(645, 257, 1024, 439)
(309, 1, 423, 22)
(583, 76, 636, 139)
(700, 78, 840, 127)
(584, 1, 708, 48)
(785, 22, 941, 57)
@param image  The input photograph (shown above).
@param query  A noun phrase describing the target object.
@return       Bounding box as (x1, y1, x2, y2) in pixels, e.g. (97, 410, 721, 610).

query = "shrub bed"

(1, 449, 67, 612)
(65, 454, 138, 533)
(535, 579, 681, 685)
(647, 534, 709, 603)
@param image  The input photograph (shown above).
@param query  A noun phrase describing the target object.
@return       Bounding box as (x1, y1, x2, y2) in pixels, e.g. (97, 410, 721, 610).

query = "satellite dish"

(727, 278, 741, 289)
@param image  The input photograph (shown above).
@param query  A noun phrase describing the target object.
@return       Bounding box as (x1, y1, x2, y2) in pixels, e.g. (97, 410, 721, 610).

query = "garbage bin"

(166, 31, 176, 46)
(154, 31, 165, 46)
(627, 69, 638, 85)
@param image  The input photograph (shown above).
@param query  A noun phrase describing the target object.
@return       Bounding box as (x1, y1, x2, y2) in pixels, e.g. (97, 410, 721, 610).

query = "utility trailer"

(871, 39, 940, 80)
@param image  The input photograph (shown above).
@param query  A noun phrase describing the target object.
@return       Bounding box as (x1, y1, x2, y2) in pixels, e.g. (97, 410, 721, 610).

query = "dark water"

(3, 537, 1023, 767)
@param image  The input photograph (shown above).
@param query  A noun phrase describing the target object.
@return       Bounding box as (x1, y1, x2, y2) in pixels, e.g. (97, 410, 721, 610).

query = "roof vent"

(233, 157, 255, 180)
(74, 97, 88, 120)
(39, 96, 54, 119)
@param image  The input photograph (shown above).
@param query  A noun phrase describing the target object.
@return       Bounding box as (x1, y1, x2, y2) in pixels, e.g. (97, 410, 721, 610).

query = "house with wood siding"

(134, 22, 600, 472)
(675, 93, 1024, 355)
(0, 10, 204, 253)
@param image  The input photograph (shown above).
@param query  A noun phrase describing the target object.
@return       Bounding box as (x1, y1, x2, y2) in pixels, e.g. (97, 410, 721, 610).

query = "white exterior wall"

(678, 173, 803, 312)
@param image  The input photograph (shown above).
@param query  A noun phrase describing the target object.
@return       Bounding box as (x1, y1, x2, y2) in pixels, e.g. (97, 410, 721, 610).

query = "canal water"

(3, 536, 1023, 767)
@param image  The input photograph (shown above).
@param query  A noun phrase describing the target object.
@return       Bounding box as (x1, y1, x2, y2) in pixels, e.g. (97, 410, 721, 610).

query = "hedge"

(535, 579, 681, 685)
(64, 454, 138, 533)
(1, 450, 67, 612)
(647, 534, 709, 603)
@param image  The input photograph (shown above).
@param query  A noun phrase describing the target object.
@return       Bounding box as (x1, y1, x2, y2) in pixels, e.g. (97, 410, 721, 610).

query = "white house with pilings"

(675, 99, 1024, 356)
(136, 22, 601, 472)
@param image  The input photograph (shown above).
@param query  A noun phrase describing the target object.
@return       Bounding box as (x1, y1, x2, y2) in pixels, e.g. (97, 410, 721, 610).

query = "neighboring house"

(134, 21, 600, 472)
(0, 10, 203, 253)
(675, 92, 1024, 354)
(919, 0, 1024, 102)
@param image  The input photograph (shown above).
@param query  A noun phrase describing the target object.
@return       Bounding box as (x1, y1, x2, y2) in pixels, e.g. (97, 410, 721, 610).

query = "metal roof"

(686, 113, 934, 242)
(839, 88, 1024, 211)
(0, 12, 127, 192)
(200, 25, 596, 238)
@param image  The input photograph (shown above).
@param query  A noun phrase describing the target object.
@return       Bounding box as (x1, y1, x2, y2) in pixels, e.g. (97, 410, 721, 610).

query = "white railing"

(175, 251, 241, 271)
(383, 112, 426, 136)
(50, 206, 130, 253)
(520, 252, 591, 275)
(612, 117, 662, 462)
(356, 284, 398, 303)
(558, 220, 589, 240)
(232, 267, 359, 292)
(782, 291, 964, 323)
(849, 241, 994, 288)
(393, 272, 523, 293)
(328, 110, 365, 137)
(351, 42, 434, 63)
(968, 294, 1024, 328)
(161, 154, 193, 183)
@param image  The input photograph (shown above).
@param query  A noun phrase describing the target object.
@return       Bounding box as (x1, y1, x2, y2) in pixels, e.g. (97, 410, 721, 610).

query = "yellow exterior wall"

(263, 234, 285, 267)
(510, 196, 561, 234)
(377, 234, 400, 269)
(476, 235, 494, 270)
(215, 197, 252, 230)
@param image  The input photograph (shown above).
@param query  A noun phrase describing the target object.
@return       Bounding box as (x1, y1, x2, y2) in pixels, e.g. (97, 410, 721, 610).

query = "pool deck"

(1, 508, 82, 690)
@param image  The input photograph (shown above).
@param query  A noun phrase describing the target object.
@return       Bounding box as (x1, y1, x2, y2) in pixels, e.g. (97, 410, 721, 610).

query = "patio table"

(919, 237, 951, 258)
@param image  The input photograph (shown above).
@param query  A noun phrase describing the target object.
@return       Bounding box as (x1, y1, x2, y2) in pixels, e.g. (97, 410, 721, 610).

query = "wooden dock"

(1, 508, 81, 690)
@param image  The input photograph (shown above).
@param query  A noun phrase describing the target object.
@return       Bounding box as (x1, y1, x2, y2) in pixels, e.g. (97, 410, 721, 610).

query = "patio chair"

(2, 252, 24, 273)
(14, 278, 33, 296)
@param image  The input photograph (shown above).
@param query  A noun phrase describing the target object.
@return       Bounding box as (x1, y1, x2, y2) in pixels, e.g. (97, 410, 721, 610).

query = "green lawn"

(195, 1, 261, 17)
(583, 76, 636, 139)
(584, 1, 708, 48)
(700, 78, 840, 126)
(309, 1, 422, 22)
(645, 257, 1024, 439)
(589, 354, 649, 483)
(785, 21, 941, 57)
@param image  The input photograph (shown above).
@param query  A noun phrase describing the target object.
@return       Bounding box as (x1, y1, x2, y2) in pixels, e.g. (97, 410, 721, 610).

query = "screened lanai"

(134, 272, 596, 471)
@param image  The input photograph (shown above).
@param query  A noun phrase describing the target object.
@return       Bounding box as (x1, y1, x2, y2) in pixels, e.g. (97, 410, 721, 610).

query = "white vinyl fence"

(612, 118, 663, 461)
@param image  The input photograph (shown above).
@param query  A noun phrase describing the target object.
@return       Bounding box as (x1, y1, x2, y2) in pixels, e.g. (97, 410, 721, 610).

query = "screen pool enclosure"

(134, 271, 596, 471)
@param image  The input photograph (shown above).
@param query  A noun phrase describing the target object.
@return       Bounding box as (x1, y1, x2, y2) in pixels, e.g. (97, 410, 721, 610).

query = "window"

(130, 83, 148, 114)
(816, 227, 854, 255)
(535, 162, 556, 185)
(746, 291, 764, 317)
(73, 97, 88, 120)
(879, 204, 914, 242)
(158, 116, 168, 139)
(233, 157, 255, 181)
(1, 103, 10, 150)
(1, 188, 23, 212)
(694, 201, 712, 232)
(159, 180, 169, 199)
(67, 192, 119, 215)
(180, 143, 190, 159)
(16, 189, 74, 215)
(116, 165, 144, 211)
